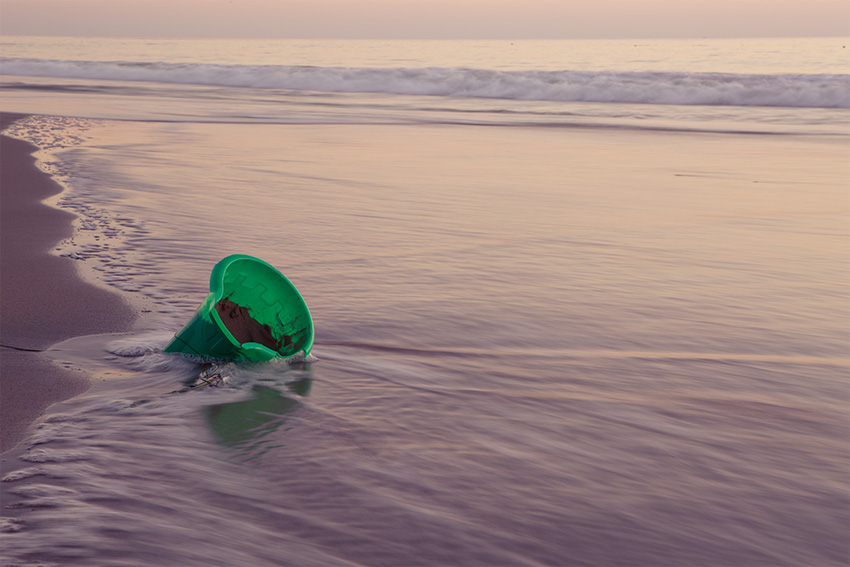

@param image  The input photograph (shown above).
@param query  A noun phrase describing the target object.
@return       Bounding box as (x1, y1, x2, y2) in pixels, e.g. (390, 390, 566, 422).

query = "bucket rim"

(208, 254, 314, 358)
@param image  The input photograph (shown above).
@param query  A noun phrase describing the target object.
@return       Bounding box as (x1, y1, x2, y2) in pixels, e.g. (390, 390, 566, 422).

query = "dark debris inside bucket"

(215, 297, 291, 352)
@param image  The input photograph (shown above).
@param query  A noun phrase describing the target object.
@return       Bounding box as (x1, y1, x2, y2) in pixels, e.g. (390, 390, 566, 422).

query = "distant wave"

(1, 57, 848, 108)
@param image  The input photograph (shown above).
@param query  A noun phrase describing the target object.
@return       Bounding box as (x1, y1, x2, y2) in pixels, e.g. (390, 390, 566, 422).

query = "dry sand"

(0, 112, 136, 453)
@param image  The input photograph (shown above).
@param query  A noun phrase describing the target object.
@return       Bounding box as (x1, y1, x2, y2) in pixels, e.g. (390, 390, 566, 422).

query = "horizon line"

(3, 33, 849, 41)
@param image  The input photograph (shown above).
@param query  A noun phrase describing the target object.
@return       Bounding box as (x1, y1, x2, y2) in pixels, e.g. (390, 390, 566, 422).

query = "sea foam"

(2, 57, 848, 108)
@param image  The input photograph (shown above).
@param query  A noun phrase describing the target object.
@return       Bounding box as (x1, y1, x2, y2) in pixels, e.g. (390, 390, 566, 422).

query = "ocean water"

(1, 37, 849, 567)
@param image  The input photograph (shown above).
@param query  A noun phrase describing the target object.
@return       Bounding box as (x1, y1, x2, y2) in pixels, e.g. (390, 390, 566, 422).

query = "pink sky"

(1, 0, 848, 38)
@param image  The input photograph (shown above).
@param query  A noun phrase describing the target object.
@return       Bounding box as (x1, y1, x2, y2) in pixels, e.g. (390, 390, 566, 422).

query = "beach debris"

(193, 363, 230, 388)
(162, 254, 313, 362)
(169, 363, 232, 394)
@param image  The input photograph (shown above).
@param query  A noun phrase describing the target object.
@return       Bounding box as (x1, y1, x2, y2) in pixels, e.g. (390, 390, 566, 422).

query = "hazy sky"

(1, 0, 848, 39)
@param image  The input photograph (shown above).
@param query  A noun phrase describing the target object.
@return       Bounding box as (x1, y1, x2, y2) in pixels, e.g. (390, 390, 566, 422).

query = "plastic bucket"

(163, 254, 314, 362)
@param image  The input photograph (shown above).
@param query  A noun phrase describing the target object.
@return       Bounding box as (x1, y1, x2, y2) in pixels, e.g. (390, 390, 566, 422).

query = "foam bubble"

(106, 332, 173, 357)
(9, 484, 79, 499)
(0, 517, 25, 533)
(20, 449, 91, 464)
(2, 468, 46, 483)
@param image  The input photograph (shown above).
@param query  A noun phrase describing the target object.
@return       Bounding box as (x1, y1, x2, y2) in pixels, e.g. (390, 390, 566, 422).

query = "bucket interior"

(212, 256, 313, 357)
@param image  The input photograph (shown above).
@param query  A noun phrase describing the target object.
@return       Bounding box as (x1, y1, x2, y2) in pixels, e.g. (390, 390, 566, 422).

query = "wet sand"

(215, 297, 285, 351)
(0, 112, 136, 453)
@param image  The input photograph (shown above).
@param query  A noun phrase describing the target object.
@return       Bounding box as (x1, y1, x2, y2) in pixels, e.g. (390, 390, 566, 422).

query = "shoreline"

(0, 112, 136, 453)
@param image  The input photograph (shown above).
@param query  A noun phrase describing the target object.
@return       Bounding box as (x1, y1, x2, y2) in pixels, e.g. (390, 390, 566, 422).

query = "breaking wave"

(2, 57, 848, 108)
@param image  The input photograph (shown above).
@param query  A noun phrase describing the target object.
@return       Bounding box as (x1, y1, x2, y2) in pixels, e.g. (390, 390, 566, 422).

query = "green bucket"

(163, 254, 314, 362)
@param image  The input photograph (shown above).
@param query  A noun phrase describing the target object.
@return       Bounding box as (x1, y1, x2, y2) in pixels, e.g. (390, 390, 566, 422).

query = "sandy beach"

(0, 112, 136, 453)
